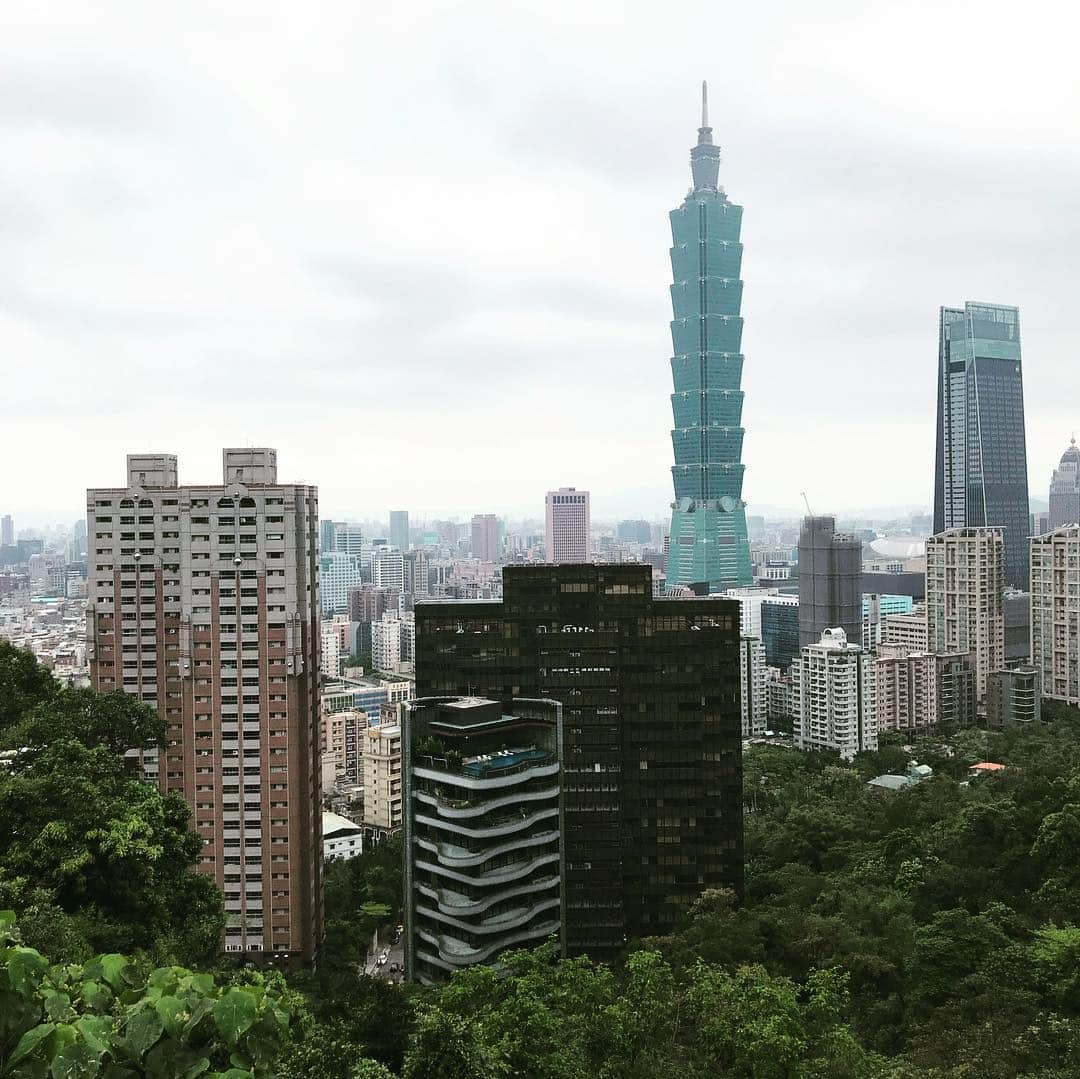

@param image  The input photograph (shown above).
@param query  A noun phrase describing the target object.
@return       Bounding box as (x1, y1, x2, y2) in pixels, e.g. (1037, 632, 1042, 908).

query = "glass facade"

(761, 600, 799, 669)
(666, 88, 752, 592)
(415, 563, 743, 963)
(933, 302, 1030, 588)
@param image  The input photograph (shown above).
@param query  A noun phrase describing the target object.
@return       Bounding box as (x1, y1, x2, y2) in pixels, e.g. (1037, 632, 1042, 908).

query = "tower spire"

(690, 80, 720, 191)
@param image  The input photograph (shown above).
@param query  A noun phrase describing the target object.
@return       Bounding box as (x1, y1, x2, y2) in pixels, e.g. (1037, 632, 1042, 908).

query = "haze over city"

(5, 0, 1080, 525)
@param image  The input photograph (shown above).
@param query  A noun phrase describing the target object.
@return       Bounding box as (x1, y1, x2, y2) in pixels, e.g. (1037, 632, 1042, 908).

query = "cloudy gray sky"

(4, 0, 1078, 527)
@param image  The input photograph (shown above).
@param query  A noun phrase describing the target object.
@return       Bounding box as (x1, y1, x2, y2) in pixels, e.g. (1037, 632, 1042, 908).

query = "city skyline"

(4, 3, 1080, 524)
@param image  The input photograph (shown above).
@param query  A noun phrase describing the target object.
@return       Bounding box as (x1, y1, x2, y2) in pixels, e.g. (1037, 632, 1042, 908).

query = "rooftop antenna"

(801, 491, 814, 517)
(701, 79, 709, 127)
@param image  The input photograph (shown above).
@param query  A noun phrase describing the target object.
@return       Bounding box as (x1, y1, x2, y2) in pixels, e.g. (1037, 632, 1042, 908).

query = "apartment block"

(875, 650, 976, 732)
(362, 721, 402, 831)
(86, 449, 321, 963)
(739, 636, 767, 738)
(926, 528, 1005, 701)
(1031, 526, 1080, 704)
(794, 628, 876, 759)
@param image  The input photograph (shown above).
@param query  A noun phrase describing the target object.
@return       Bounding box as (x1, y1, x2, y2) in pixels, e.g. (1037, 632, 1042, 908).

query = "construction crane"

(800, 491, 814, 517)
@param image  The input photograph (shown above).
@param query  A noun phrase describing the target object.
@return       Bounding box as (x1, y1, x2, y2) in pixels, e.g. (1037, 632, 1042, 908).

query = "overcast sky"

(4, 1, 1079, 528)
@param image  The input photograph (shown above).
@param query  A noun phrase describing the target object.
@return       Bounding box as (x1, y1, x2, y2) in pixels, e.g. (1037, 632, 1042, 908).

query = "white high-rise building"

(739, 637, 767, 738)
(332, 521, 364, 556)
(320, 551, 362, 615)
(1032, 525, 1080, 704)
(545, 487, 590, 563)
(794, 628, 876, 759)
(373, 547, 405, 591)
(725, 587, 797, 639)
(372, 611, 402, 672)
(926, 527, 1004, 701)
(320, 620, 342, 677)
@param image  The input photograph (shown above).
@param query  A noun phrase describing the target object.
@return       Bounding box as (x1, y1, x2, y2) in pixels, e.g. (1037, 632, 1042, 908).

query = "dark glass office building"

(933, 302, 1030, 588)
(415, 563, 742, 962)
(761, 600, 799, 669)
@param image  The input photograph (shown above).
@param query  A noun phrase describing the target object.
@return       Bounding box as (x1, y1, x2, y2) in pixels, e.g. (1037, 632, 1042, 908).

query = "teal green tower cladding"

(666, 83, 753, 592)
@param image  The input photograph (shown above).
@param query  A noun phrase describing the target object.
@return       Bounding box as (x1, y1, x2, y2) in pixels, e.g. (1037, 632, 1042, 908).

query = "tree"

(401, 1008, 496, 1079)
(0, 910, 301, 1077)
(0, 739, 223, 963)
(0, 639, 57, 734)
(14, 686, 165, 761)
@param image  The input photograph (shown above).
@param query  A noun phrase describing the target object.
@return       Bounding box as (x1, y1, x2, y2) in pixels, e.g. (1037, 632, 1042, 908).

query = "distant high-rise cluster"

(1048, 439, 1080, 530)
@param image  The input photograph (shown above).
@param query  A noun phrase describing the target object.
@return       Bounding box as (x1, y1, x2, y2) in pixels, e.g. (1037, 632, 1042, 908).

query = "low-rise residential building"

(987, 666, 1041, 725)
(323, 811, 364, 861)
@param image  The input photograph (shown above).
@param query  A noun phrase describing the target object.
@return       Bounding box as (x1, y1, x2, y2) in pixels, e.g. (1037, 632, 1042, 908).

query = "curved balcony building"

(403, 695, 562, 984)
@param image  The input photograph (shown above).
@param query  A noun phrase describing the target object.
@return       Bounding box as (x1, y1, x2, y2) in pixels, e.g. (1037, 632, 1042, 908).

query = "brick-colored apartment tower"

(86, 449, 321, 964)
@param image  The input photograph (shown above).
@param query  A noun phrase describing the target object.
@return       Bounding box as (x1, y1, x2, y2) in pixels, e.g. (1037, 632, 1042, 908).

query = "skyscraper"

(1, 515, 13, 546)
(933, 302, 1030, 588)
(798, 516, 862, 648)
(389, 510, 410, 553)
(1048, 439, 1080, 529)
(544, 488, 590, 562)
(665, 83, 752, 593)
(87, 449, 322, 963)
(415, 563, 742, 961)
(926, 527, 1004, 701)
(471, 513, 500, 563)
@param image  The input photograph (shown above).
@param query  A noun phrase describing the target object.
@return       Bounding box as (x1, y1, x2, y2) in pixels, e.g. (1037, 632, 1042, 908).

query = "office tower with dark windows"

(415, 562, 742, 961)
(761, 599, 800, 669)
(86, 449, 322, 964)
(1049, 439, 1080, 530)
(933, 302, 1030, 588)
(403, 695, 562, 984)
(544, 488, 590, 563)
(389, 510, 410, 553)
(665, 83, 752, 592)
(798, 516, 862, 649)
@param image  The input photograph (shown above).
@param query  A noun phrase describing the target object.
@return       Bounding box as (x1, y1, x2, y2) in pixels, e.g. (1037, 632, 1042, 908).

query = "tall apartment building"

(926, 528, 1004, 701)
(875, 650, 976, 733)
(933, 301, 1030, 588)
(322, 709, 366, 786)
(544, 488, 590, 563)
(372, 547, 405, 591)
(739, 637, 767, 738)
(798, 516, 862, 648)
(389, 510, 410, 553)
(404, 550, 429, 600)
(1031, 526, 1080, 704)
(362, 721, 402, 831)
(415, 563, 742, 960)
(347, 584, 400, 624)
(372, 611, 403, 672)
(881, 608, 929, 651)
(86, 449, 321, 963)
(320, 551, 362, 615)
(794, 628, 876, 759)
(403, 696, 562, 984)
(471, 513, 500, 563)
(1049, 440, 1080, 529)
(863, 594, 914, 650)
(320, 620, 342, 678)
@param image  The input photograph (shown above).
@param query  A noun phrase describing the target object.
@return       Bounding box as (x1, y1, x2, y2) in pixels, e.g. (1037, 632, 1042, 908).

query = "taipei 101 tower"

(665, 83, 753, 592)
